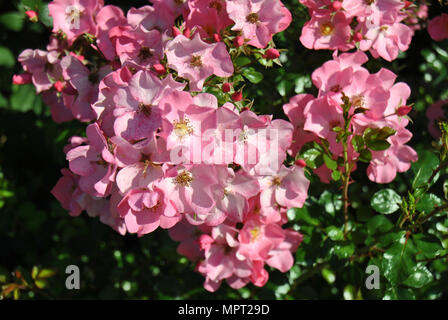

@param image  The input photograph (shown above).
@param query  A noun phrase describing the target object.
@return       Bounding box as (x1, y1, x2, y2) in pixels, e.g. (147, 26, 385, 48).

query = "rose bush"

(1, 0, 448, 299)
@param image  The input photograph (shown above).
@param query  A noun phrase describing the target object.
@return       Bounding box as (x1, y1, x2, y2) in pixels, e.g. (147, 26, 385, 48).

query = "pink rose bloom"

(166, 34, 234, 91)
(426, 100, 448, 139)
(93, 67, 133, 135)
(367, 128, 418, 184)
(300, 10, 353, 51)
(303, 95, 344, 155)
(95, 5, 127, 61)
(61, 55, 106, 122)
(265, 229, 303, 272)
(115, 161, 164, 195)
(212, 166, 260, 223)
(168, 219, 210, 261)
(51, 169, 84, 216)
(186, 0, 233, 39)
(111, 25, 163, 69)
(311, 51, 369, 94)
(237, 217, 285, 261)
(428, 13, 448, 41)
(48, 0, 104, 45)
(66, 123, 117, 197)
(18, 49, 63, 93)
(259, 165, 310, 221)
(359, 21, 413, 62)
(283, 94, 318, 155)
(197, 224, 252, 292)
(126, 5, 176, 31)
(227, 0, 292, 48)
(151, 0, 188, 18)
(112, 70, 182, 142)
(158, 164, 218, 215)
(117, 187, 181, 236)
(41, 91, 75, 123)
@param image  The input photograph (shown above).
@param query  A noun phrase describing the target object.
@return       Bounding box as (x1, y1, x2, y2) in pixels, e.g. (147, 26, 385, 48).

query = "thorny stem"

(419, 203, 448, 225)
(341, 93, 353, 238)
(343, 141, 350, 238)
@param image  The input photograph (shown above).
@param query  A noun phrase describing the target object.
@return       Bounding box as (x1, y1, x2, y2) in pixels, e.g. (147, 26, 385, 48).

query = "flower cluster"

(15, 0, 311, 292)
(283, 51, 418, 184)
(14, 0, 421, 292)
(299, 0, 416, 61)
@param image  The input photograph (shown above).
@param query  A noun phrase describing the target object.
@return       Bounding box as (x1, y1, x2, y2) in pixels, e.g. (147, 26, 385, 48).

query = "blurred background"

(0, 0, 447, 299)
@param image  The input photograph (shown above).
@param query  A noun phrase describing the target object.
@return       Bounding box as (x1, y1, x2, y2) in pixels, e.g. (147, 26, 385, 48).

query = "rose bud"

(263, 48, 280, 60)
(172, 26, 182, 37)
(198, 234, 214, 251)
(54, 81, 65, 93)
(12, 73, 32, 85)
(213, 33, 222, 42)
(397, 105, 413, 116)
(234, 36, 244, 48)
(25, 10, 38, 22)
(295, 159, 307, 168)
(353, 32, 363, 42)
(222, 82, 232, 93)
(331, 1, 343, 11)
(153, 63, 166, 75)
(232, 91, 243, 102)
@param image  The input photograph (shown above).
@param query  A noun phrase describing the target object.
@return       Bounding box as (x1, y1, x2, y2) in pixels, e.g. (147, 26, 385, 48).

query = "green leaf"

(351, 135, 364, 152)
(318, 191, 342, 216)
(331, 170, 341, 181)
(0, 12, 24, 32)
(37, 269, 56, 279)
(10, 84, 42, 113)
(321, 267, 336, 284)
(403, 264, 433, 288)
(325, 226, 344, 241)
(332, 243, 355, 259)
(412, 150, 439, 189)
(294, 75, 312, 94)
(38, 3, 53, 28)
(301, 148, 322, 169)
(359, 149, 372, 163)
(234, 56, 251, 67)
(416, 193, 442, 214)
(363, 127, 395, 151)
(371, 189, 401, 214)
(383, 287, 416, 300)
(382, 239, 416, 286)
(242, 67, 264, 84)
(323, 154, 338, 170)
(0, 46, 15, 68)
(413, 234, 443, 260)
(367, 140, 390, 151)
(366, 215, 394, 235)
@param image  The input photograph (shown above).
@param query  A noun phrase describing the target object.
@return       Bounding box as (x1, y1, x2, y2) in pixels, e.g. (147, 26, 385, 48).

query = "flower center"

(174, 0, 186, 5)
(320, 22, 334, 36)
(190, 55, 202, 67)
(138, 46, 153, 61)
(365, 0, 375, 5)
(330, 84, 341, 92)
(351, 95, 365, 109)
(138, 103, 152, 117)
(173, 118, 194, 139)
(66, 6, 83, 25)
(250, 227, 261, 242)
(209, 1, 222, 12)
(246, 13, 259, 24)
(272, 176, 282, 186)
(174, 170, 193, 187)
